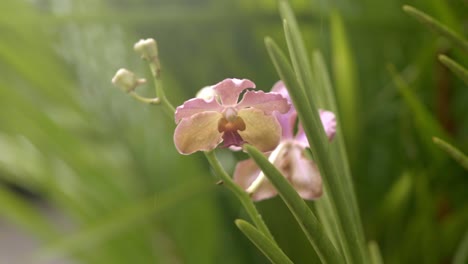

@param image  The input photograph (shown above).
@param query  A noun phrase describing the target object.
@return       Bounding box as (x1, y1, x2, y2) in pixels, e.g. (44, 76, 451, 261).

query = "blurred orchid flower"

(234, 81, 336, 201)
(174, 78, 290, 155)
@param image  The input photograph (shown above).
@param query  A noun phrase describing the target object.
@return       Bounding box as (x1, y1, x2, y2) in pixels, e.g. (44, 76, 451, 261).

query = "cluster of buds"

(111, 38, 162, 104)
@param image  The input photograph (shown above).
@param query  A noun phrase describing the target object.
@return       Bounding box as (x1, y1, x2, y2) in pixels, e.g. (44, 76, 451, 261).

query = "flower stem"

(204, 151, 275, 242)
(129, 92, 160, 105)
(148, 58, 175, 116)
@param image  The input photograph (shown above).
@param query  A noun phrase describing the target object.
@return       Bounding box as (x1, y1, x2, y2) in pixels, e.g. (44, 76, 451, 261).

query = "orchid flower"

(174, 78, 290, 155)
(234, 81, 336, 201)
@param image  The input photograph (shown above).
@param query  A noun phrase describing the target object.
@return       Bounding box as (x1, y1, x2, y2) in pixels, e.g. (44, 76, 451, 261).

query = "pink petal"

(271, 80, 298, 139)
(294, 109, 337, 145)
(295, 125, 309, 148)
(212, 78, 255, 105)
(233, 159, 278, 201)
(237, 108, 282, 152)
(174, 111, 223, 154)
(275, 108, 297, 140)
(319, 109, 337, 141)
(237, 90, 290, 114)
(271, 81, 291, 103)
(175, 98, 222, 123)
(286, 147, 323, 200)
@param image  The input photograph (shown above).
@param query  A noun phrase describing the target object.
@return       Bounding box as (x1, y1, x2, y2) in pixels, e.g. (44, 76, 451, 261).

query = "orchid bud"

(111, 68, 146, 93)
(134, 38, 158, 61)
(196, 86, 217, 101)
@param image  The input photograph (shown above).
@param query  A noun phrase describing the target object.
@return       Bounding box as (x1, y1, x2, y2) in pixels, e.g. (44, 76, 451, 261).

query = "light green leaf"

(235, 219, 293, 264)
(330, 10, 360, 152)
(368, 241, 384, 264)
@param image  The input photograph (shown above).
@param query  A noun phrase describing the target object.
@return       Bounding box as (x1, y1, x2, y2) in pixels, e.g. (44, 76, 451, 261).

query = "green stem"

(129, 92, 160, 105)
(204, 151, 274, 241)
(148, 57, 175, 115)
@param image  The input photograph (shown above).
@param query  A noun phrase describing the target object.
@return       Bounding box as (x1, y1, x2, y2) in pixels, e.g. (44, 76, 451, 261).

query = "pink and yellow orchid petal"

(174, 98, 222, 123)
(233, 159, 278, 201)
(287, 147, 323, 200)
(237, 108, 281, 152)
(174, 111, 223, 154)
(237, 90, 290, 114)
(320, 109, 337, 141)
(213, 78, 255, 105)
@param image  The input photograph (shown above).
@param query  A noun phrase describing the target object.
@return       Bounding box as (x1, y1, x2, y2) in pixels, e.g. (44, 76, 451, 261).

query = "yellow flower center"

(218, 108, 246, 132)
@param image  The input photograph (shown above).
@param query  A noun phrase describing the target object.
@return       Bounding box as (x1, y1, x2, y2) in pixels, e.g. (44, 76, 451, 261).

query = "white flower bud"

(111, 68, 146, 93)
(134, 38, 158, 61)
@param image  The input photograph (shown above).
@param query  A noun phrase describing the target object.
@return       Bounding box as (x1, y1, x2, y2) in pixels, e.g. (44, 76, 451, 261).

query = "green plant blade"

(438, 55, 468, 85)
(244, 144, 343, 264)
(402, 5, 468, 52)
(432, 137, 468, 171)
(235, 219, 293, 264)
(368, 241, 384, 264)
(388, 65, 448, 162)
(278, 0, 316, 105)
(330, 10, 360, 152)
(265, 36, 368, 264)
(453, 230, 468, 264)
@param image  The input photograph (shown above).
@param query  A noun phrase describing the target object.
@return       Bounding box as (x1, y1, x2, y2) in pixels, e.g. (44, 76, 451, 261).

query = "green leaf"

(402, 5, 468, 52)
(278, 0, 317, 105)
(266, 36, 368, 264)
(388, 65, 448, 161)
(453, 230, 468, 264)
(438, 55, 468, 85)
(330, 10, 360, 152)
(368, 241, 384, 264)
(244, 144, 343, 264)
(235, 219, 293, 264)
(432, 137, 468, 171)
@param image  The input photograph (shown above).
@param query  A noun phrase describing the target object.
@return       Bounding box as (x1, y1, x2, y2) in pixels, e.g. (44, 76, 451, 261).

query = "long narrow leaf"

(266, 36, 369, 263)
(388, 65, 448, 161)
(245, 144, 343, 263)
(438, 55, 468, 85)
(235, 219, 293, 264)
(368, 241, 384, 264)
(432, 137, 468, 171)
(279, 0, 316, 104)
(402, 5, 468, 52)
(330, 10, 360, 152)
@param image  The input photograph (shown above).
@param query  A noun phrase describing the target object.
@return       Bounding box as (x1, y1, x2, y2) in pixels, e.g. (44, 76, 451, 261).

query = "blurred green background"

(0, 0, 467, 263)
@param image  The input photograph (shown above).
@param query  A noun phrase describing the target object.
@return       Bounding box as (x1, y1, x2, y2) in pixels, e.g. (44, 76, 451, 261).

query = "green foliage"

(0, 0, 466, 263)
